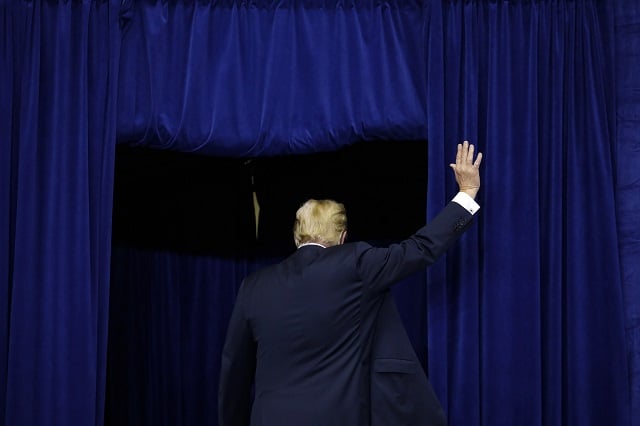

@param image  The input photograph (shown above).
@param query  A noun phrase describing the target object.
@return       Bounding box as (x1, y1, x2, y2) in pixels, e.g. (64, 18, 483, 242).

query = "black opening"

(112, 145, 256, 255)
(112, 140, 427, 256)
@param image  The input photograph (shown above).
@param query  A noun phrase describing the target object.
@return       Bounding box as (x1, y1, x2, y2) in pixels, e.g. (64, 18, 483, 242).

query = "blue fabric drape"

(425, 1, 629, 425)
(614, 1, 640, 424)
(106, 247, 257, 426)
(0, 4, 14, 424)
(115, 0, 428, 156)
(0, 1, 121, 425)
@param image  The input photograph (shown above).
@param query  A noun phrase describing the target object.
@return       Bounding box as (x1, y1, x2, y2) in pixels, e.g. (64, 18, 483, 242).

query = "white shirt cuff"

(452, 192, 480, 215)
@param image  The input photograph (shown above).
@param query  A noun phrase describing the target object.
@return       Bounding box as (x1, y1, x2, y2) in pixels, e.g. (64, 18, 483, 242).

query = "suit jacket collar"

(287, 244, 326, 268)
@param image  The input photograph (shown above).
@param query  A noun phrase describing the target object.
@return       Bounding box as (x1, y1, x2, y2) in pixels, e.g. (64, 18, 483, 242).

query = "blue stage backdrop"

(1, 1, 121, 425)
(424, 1, 628, 425)
(614, 0, 640, 424)
(1, 1, 637, 426)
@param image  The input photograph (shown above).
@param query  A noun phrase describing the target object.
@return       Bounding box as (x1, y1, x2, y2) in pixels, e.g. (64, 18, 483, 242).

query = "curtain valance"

(116, 0, 429, 156)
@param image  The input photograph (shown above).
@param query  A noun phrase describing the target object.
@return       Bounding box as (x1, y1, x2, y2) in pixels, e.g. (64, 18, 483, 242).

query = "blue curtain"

(425, 1, 629, 425)
(614, 1, 640, 424)
(115, 0, 429, 156)
(0, 1, 121, 425)
(0, 4, 13, 424)
(106, 247, 260, 426)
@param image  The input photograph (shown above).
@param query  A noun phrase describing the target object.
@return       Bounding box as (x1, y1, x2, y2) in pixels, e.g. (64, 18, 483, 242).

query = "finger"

(467, 144, 475, 164)
(474, 152, 483, 167)
(449, 163, 456, 169)
(455, 143, 462, 165)
(460, 141, 469, 165)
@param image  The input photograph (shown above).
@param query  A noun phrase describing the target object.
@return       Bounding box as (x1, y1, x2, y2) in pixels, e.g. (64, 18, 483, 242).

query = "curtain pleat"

(614, 1, 640, 425)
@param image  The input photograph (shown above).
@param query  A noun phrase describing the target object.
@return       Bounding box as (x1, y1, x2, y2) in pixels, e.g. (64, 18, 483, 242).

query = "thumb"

(449, 164, 456, 169)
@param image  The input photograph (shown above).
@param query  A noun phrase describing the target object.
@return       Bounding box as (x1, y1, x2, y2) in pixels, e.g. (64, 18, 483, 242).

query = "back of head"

(293, 199, 347, 247)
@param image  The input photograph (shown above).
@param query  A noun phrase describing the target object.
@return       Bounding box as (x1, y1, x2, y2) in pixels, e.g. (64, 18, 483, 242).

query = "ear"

(339, 230, 347, 245)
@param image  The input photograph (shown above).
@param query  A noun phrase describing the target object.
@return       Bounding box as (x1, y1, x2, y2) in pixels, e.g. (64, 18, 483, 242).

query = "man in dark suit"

(219, 141, 483, 425)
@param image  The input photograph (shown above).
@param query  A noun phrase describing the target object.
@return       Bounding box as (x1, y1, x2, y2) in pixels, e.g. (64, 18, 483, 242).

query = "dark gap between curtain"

(111, 140, 428, 257)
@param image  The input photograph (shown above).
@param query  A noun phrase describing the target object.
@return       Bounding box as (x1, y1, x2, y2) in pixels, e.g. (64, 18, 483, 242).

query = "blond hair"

(293, 199, 347, 247)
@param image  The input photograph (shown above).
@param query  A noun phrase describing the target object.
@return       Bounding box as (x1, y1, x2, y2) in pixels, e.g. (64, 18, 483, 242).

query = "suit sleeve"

(356, 201, 474, 293)
(218, 282, 256, 426)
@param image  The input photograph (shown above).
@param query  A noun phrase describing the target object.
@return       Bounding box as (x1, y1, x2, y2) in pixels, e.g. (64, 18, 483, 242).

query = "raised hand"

(449, 140, 483, 199)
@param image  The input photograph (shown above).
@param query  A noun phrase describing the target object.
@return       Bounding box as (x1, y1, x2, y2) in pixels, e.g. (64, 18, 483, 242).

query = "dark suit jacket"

(369, 292, 447, 426)
(219, 201, 473, 426)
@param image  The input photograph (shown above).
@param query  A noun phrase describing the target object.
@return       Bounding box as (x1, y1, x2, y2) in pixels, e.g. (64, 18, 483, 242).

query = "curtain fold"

(0, 4, 15, 424)
(425, 1, 629, 425)
(0, 1, 121, 425)
(116, 0, 428, 156)
(613, 1, 640, 424)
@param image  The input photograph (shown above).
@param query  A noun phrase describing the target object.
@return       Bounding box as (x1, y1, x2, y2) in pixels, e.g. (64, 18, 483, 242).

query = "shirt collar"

(297, 242, 327, 249)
